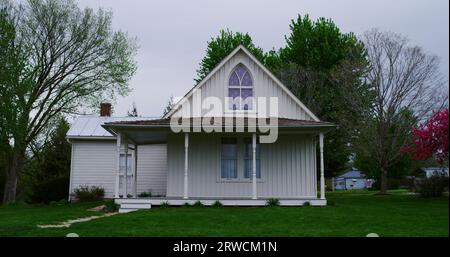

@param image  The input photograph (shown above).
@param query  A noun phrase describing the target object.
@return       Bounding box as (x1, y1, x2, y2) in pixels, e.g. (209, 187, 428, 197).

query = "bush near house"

(28, 176, 69, 204)
(211, 200, 223, 208)
(416, 173, 449, 197)
(266, 198, 280, 206)
(72, 186, 104, 202)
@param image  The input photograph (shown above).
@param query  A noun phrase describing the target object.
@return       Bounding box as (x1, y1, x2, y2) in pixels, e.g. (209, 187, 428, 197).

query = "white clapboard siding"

(167, 133, 317, 198)
(70, 141, 117, 198)
(70, 141, 168, 199)
(171, 50, 313, 121)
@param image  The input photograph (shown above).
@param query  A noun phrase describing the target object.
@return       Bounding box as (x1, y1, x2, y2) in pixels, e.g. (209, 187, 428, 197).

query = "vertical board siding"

(136, 144, 167, 195)
(167, 133, 317, 198)
(70, 141, 167, 198)
(172, 51, 314, 121)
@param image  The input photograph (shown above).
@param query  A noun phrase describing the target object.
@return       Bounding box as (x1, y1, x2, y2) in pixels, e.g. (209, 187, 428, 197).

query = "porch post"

(252, 133, 257, 199)
(183, 133, 189, 199)
(134, 144, 138, 198)
(124, 138, 129, 198)
(319, 133, 325, 200)
(114, 133, 121, 198)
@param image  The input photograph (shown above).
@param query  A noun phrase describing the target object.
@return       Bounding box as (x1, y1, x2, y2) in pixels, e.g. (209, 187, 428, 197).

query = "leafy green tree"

(22, 118, 71, 203)
(195, 29, 266, 83)
(272, 15, 371, 177)
(0, 4, 26, 203)
(1, 0, 137, 203)
(354, 108, 423, 188)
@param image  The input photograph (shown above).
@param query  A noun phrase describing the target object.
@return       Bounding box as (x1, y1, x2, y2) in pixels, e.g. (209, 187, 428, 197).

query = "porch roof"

(101, 117, 335, 144)
(103, 117, 334, 128)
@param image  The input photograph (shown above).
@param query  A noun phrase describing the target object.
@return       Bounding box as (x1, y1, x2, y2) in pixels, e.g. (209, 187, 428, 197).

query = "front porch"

(102, 118, 333, 213)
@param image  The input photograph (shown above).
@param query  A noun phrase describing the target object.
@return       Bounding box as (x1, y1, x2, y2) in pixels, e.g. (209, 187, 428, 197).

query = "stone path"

(37, 212, 117, 228)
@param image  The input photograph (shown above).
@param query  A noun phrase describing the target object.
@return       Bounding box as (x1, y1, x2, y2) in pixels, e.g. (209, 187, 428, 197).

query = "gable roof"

(163, 45, 320, 121)
(66, 116, 153, 139)
(337, 169, 366, 179)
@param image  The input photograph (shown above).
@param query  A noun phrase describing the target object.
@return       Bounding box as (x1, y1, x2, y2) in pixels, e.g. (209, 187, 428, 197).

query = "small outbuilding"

(333, 168, 374, 190)
(418, 167, 449, 178)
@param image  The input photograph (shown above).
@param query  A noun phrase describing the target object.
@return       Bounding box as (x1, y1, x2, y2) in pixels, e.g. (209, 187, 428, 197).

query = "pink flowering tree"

(401, 109, 449, 165)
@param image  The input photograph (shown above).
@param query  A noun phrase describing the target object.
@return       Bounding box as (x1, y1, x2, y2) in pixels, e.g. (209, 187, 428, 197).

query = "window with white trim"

(228, 64, 253, 110)
(221, 138, 238, 179)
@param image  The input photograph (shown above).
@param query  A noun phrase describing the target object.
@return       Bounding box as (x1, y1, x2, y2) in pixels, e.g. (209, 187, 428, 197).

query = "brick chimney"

(100, 102, 112, 117)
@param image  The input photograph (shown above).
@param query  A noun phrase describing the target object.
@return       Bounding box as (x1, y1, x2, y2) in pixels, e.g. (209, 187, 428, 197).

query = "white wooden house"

(66, 45, 334, 212)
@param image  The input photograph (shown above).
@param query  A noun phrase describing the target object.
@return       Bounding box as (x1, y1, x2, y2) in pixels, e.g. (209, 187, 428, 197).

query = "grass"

(0, 190, 448, 237)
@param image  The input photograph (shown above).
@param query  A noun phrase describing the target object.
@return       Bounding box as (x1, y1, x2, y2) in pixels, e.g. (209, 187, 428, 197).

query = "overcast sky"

(76, 0, 449, 117)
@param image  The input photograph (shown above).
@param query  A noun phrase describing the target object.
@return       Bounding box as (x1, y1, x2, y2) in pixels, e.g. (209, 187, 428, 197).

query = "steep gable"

(164, 45, 319, 121)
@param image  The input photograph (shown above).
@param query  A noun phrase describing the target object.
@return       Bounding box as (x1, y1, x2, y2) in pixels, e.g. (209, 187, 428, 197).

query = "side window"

(244, 138, 261, 178)
(221, 138, 238, 179)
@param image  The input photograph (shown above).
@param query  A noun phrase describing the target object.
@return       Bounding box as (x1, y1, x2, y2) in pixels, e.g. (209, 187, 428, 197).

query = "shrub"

(160, 201, 170, 208)
(303, 201, 311, 207)
(28, 176, 69, 204)
(211, 200, 223, 208)
(266, 198, 280, 207)
(193, 201, 204, 207)
(182, 202, 191, 207)
(104, 200, 119, 212)
(73, 186, 104, 202)
(138, 191, 152, 197)
(416, 173, 449, 197)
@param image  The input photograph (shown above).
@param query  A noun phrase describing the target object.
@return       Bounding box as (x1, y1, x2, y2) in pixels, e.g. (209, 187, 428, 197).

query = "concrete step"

(120, 203, 151, 209)
(118, 208, 138, 213)
(118, 201, 152, 213)
(115, 198, 155, 204)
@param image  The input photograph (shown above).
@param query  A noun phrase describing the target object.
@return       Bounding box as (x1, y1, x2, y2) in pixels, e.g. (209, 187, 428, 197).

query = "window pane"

(228, 88, 240, 110)
(244, 159, 261, 178)
(229, 72, 240, 86)
(221, 138, 237, 179)
(221, 159, 237, 179)
(234, 65, 246, 79)
(221, 144, 237, 158)
(241, 89, 253, 110)
(119, 154, 132, 174)
(241, 72, 252, 86)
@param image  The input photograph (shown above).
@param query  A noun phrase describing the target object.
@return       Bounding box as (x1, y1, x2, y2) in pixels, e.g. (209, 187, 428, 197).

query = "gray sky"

(76, 0, 449, 117)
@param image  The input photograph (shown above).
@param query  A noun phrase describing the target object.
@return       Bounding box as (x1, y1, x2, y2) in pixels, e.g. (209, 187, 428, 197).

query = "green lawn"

(0, 190, 448, 237)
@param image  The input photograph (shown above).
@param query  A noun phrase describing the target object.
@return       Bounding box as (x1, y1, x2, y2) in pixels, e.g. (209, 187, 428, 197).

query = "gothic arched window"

(228, 64, 253, 110)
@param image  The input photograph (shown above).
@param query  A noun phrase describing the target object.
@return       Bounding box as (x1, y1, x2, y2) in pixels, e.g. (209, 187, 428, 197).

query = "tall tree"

(195, 29, 266, 83)
(1, 0, 137, 203)
(0, 3, 26, 203)
(272, 15, 371, 177)
(23, 118, 71, 203)
(359, 29, 445, 194)
(355, 107, 421, 186)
